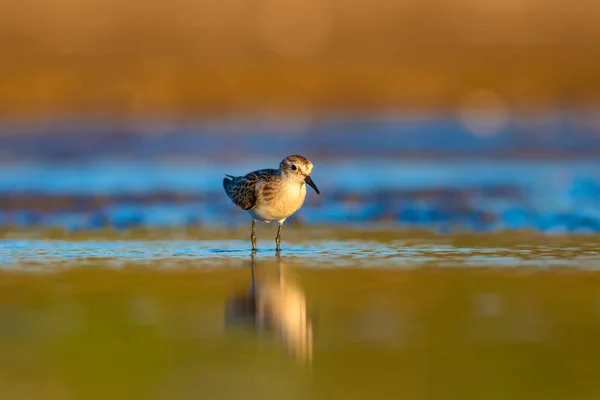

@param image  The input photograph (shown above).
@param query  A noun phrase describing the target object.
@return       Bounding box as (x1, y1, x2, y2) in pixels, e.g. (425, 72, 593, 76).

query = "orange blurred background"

(2, 0, 600, 118)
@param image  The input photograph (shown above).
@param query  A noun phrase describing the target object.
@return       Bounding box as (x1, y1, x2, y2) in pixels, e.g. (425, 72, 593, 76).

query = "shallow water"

(2, 158, 598, 194)
(2, 231, 600, 399)
(2, 158, 600, 233)
(2, 234, 600, 270)
(2, 124, 600, 398)
(1, 234, 600, 399)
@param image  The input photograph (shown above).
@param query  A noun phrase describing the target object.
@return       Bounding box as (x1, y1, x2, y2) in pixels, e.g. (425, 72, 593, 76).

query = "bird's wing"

(226, 169, 277, 210)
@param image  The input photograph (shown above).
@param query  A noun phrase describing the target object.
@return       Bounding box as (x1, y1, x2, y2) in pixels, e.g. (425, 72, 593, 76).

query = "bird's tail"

(223, 175, 236, 195)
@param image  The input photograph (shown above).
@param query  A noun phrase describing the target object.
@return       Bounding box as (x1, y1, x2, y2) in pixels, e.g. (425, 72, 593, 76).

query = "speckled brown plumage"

(223, 169, 279, 210)
(280, 154, 309, 167)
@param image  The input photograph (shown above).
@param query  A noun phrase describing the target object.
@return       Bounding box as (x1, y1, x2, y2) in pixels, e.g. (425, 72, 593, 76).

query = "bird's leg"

(251, 220, 257, 252)
(275, 222, 283, 252)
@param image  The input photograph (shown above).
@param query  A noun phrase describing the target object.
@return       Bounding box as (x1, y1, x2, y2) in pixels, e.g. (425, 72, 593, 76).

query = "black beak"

(305, 175, 320, 194)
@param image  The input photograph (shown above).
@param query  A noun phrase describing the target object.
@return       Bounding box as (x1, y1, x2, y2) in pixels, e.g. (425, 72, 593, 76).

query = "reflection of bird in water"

(224, 254, 313, 365)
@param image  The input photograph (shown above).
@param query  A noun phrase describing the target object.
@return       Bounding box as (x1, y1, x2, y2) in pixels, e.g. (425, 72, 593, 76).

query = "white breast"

(283, 181, 306, 205)
(251, 181, 307, 223)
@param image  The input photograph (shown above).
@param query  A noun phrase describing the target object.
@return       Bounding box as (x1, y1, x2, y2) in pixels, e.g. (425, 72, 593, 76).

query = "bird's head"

(279, 155, 319, 194)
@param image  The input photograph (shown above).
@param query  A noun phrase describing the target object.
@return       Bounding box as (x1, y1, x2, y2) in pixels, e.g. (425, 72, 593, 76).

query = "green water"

(1, 229, 600, 399)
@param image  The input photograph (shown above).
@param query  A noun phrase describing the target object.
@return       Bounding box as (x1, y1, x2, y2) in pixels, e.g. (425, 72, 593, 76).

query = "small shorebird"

(223, 154, 320, 251)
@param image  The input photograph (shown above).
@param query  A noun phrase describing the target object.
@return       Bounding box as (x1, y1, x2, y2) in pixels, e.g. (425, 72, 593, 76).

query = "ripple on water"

(1, 239, 599, 270)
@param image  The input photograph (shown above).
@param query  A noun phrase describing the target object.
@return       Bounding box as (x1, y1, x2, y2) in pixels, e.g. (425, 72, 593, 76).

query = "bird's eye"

(291, 164, 297, 171)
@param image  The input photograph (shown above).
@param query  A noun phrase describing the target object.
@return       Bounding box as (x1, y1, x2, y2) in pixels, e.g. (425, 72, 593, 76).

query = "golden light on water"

(2, 255, 600, 399)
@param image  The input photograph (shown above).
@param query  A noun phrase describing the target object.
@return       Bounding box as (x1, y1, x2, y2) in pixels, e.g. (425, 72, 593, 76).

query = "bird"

(223, 154, 320, 252)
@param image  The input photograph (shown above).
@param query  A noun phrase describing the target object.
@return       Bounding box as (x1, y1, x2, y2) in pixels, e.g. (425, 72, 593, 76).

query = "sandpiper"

(223, 154, 320, 251)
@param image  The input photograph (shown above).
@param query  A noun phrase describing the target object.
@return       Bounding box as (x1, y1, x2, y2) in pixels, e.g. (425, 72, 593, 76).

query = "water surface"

(2, 121, 600, 398)
(1, 248, 599, 400)
(2, 233, 600, 270)
(2, 158, 600, 233)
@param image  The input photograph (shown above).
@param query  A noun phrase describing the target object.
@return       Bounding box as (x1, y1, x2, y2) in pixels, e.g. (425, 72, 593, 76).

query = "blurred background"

(0, 0, 600, 232)
(2, 0, 600, 232)
(2, 2, 600, 400)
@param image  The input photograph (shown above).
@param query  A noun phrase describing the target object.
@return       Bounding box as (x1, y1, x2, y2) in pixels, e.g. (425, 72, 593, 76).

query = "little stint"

(223, 154, 319, 251)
